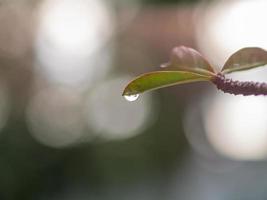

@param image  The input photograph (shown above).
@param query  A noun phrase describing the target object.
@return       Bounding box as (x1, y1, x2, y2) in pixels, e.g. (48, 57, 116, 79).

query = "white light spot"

(37, 0, 113, 53)
(196, 0, 267, 66)
(26, 87, 86, 148)
(124, 94, 139, 102)
(35, 0, 114, 87)
(203, 93, 267, 160)
(85, 76, 157, 141)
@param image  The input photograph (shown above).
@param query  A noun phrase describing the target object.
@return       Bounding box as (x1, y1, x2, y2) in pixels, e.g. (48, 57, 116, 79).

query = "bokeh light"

(35, 0, 114, 87)
(201, 67, 267, 161)
(194, 0, 267, 160)
(196, 0, 267, 67)
(85, 76, 157, 141)
(4, 0, 267, 198)
(26, 87, 86, 148)
(204, 92, 267, 160)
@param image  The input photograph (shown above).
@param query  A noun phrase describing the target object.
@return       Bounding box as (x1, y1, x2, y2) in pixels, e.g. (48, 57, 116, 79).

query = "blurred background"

(1, 0, 267, 199)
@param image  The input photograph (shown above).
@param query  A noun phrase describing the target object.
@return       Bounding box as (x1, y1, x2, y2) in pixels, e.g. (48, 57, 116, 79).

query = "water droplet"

(124, 94, 139, 102)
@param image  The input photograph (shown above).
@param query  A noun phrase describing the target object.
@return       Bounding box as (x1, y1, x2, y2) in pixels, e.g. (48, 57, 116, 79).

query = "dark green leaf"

(222, 47, 267, 74)
(122, 71, 212, 95)
(161, 46, 215, 76)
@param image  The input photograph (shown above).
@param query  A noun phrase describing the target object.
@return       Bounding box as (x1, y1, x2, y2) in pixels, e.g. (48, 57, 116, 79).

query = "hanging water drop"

(124, 94, 139, 102)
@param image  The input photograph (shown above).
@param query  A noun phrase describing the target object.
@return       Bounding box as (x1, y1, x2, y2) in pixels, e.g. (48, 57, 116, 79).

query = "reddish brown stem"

(212, 73, 267, 96)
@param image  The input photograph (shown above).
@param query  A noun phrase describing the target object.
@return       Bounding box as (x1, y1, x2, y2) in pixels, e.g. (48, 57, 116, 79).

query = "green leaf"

(221, 47, 267, 74)
(122, 71, 212, 96)
(161, 46, 215, 76)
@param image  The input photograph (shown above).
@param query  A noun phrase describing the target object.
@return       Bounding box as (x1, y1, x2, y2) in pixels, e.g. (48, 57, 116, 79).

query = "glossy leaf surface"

(122, 71, 212, 96)
(222, 47, 267, 74)
(161, 46, 215, 76)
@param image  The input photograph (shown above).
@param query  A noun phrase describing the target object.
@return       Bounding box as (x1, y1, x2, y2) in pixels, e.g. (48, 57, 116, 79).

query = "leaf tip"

(122, 80, 138, 96)
(122, 85, 130, 96)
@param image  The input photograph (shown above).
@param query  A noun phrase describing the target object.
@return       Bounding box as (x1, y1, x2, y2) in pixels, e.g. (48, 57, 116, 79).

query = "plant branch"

(212, 73, 267, 96)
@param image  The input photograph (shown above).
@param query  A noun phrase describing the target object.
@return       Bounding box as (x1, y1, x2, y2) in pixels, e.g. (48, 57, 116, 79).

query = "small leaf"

(122, 71, 213, 96)
(161, 46, 215, 76)
(221, 47, 267, 74)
